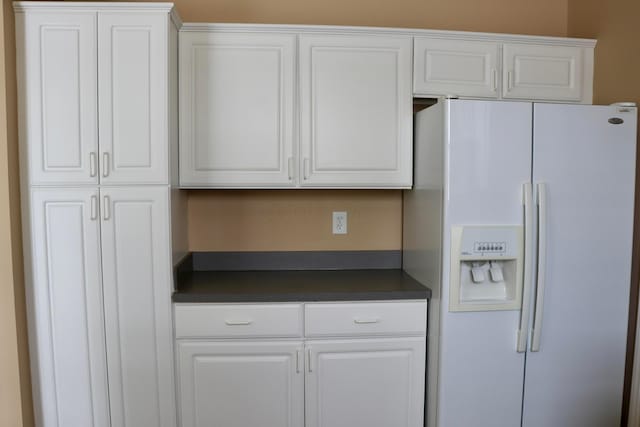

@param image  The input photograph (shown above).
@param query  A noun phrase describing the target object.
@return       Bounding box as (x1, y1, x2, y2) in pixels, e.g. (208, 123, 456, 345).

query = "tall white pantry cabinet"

(14, 2, 182, 427)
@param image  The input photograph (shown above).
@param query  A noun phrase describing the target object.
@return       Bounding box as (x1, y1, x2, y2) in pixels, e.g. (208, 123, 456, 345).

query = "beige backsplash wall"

(188, 190, 403, 251)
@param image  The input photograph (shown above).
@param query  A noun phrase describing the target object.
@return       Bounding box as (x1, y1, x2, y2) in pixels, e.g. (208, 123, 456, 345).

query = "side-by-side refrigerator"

(403, 99, 637, 427)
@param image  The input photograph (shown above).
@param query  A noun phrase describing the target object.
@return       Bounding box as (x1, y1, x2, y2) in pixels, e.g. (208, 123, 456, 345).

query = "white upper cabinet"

(179, 32, 296, 187)
(16, 7, 172, 186)
(299, 34, 413, 188)
(502, 44, 584, 101)
(413, 38, 499, 98)
(17, 12, 99, 185)
(98, 13, 169, 184)
(178, 26, 595, 189)
(412, 34, 594, 103)
(179, 28, 413, 189)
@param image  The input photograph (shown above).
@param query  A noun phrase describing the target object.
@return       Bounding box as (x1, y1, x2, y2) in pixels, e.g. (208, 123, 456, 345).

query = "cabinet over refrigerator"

(403, 99, 637, 427)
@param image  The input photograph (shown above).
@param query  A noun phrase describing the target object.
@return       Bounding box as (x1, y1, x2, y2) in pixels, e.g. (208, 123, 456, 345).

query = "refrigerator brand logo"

(608, 118, 624, 125)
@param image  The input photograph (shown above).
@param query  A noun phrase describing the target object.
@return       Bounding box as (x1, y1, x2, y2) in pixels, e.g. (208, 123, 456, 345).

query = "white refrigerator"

(403, 99, 637, 427)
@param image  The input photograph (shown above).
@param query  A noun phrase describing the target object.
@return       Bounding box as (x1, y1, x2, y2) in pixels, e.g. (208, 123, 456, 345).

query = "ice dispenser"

(449, 225, 523, 312)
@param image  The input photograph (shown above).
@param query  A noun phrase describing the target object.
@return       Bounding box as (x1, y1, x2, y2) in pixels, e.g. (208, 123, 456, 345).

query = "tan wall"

(178, 0, 570, 252)
(0, 0, 33, 425)
(189, 190, 403, 251)
(568, 0, 640, 104)
(168, 0, 569, 35)
(568, 0, 640, 422)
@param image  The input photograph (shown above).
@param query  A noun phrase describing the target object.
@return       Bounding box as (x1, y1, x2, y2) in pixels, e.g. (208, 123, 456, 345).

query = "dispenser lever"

(489, 262, 504, 282)
(471, 263, 485, 283)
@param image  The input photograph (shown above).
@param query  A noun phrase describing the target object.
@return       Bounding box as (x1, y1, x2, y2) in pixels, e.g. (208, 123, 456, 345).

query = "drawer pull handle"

(89, 152, 97, 177)
(354, 318, 380, 324)
(102, 152, 110, 177)
(225, 320, 253, 326)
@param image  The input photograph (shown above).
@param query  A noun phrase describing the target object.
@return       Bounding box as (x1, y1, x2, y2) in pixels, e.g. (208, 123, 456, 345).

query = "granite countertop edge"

(172, 252, 432, 303)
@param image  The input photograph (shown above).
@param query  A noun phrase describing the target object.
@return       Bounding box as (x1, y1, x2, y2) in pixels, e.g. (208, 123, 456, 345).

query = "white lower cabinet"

(29, 188, 110, 427)
(100, 187, 176, 427)
(27, 187, 176, 427)
(305, 338, 426, 427)
(175, 302, 427, 427)
(177, 341, 304, 427)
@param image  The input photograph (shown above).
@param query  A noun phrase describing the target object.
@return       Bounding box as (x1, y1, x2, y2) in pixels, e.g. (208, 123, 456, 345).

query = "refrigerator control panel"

(450, 225, 524, 312)
(459, 226, 520, 260)
(473, 242, 506, 254)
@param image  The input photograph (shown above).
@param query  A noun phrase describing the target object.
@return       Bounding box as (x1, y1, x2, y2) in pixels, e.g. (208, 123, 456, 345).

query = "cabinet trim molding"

(179, 23, 596, 49)
(13, 2, 183, 28)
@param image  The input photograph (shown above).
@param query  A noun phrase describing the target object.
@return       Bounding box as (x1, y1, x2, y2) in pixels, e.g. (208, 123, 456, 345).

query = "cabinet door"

(177, 341, 305, 427)
(99, 187, 176, 427)
(179, 32, 296, 187)
(502, 44, 584, 101)
(299, 35, 413, 188)
(414, 38, 499, 98)
(28, 188, 109, 427)
(305, 338, 425, 427)
(16, 12, 98, 185)
(98, 13, 169, 185)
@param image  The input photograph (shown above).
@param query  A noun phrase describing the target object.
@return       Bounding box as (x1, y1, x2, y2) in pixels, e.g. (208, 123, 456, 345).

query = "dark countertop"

(172, 269, 431, 303)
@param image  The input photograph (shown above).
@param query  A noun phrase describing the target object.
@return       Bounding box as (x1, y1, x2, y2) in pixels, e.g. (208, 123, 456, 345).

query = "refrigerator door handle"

(531, 183, 548, 352)
(517, 182, 534, 353)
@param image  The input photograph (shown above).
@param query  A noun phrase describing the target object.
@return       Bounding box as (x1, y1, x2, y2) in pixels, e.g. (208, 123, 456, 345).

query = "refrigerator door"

(522, 104, 637, 427)
(438, 100, 532, 427)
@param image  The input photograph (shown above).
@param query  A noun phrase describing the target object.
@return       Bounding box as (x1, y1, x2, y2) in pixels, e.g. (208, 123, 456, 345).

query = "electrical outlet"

(333, 211, 347, 234)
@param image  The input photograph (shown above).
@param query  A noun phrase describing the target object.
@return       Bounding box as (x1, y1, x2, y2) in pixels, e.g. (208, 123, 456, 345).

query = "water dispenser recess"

(449, 225, 524, 312)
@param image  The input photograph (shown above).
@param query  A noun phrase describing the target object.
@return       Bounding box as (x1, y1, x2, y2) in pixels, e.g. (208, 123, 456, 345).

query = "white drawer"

(304, 301, 427, 337)
(174, 304, 303, 338)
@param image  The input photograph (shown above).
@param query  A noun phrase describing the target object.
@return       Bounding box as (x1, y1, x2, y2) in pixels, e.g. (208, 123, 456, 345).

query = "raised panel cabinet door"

(179, 32, 296, 187)
(305, 338, 425, 427)
(98, 13, 169, 185)
(28, 188, 109, 427)
(177, 341, 305, 427)
(99, 187, 176, 427)
(502, 44, 584, 101)
(413, 38, 499, 98)
(299, 35, 413, 188)
(16, 11, 99, 185)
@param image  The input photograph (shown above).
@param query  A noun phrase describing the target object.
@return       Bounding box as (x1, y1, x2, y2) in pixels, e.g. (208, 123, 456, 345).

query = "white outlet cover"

(333, 211, 347, 234)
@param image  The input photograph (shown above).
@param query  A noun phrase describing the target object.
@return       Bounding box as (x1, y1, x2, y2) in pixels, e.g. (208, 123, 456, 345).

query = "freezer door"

(522, 103, 637, 427)
(438, 100, 532, 427)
